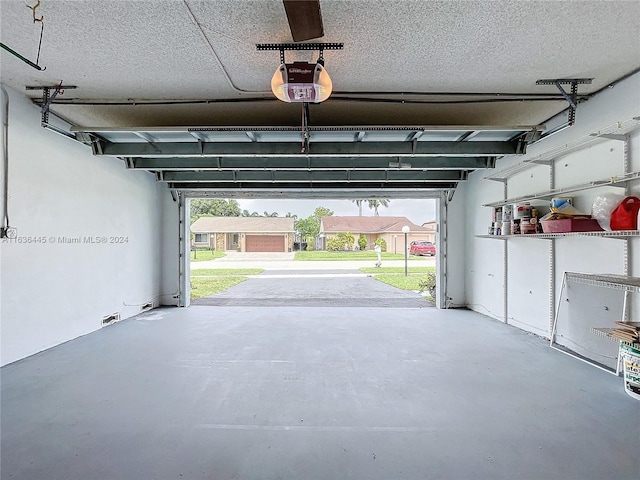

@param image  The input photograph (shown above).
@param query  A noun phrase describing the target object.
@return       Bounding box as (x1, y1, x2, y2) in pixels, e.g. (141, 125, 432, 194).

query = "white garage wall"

(0, 86, 174, 366)
(453, 72, 640, 338)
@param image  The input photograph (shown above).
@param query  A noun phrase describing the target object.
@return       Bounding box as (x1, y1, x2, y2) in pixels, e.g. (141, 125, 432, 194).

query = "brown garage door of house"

(245, 235, 285, 252)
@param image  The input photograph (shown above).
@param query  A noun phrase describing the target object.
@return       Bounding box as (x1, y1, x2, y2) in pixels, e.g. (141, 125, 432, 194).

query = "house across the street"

(191, 216, 295, 252)
(320, 216, 435, 253)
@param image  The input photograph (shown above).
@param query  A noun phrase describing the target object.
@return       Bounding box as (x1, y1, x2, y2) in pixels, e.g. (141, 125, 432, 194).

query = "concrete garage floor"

(2, 275, 639, 479)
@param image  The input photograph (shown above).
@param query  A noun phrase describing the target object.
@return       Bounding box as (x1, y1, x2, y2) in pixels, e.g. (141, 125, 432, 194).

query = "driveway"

(193, 274, 430, 307)
(191, 252, 433, 308)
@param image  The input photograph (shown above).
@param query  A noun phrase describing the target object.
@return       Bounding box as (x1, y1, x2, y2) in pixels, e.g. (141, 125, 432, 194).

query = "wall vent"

(102, 313, 120, 326)
(140, 302, 154, 312)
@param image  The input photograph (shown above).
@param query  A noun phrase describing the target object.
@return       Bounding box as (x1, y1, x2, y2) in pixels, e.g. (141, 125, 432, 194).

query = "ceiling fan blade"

(282, 0, 324, 42)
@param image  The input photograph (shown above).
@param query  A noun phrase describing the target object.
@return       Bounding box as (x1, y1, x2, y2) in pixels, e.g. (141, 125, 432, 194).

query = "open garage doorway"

(181, 195, 446, 309)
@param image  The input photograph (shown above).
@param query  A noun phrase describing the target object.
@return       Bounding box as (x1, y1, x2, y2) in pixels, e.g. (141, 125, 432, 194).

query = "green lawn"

(190, 268, 263, 300)
(361, 266, 435, 296)
(190, 276, 248, 300)
(359, 267, 434, 274)
(294, 250, 423, 261)
(372, 274, 426, 291)
(191, 268, 264, 276)
(190, 250, 226, 262)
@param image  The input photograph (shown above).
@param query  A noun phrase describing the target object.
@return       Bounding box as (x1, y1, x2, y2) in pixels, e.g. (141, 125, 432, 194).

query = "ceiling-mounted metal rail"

(256, 42, 343, 64)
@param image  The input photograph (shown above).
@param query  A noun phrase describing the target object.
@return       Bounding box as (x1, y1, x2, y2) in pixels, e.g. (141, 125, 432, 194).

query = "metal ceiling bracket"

(256, 42, 344, 64)
(515, 138, 528, 155)
(515, 128, 543, 154)
(536, 78, 593, 126)
(447, 189, 456, 202)
(522, 129, 543, 143)
(90, 136, 104, 156)
(25, 83, 77, 128)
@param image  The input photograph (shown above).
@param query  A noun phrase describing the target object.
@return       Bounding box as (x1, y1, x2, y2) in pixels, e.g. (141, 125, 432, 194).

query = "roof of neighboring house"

(191, 216, 295, 233)
(321, 216, 433, 233)
(422, 221, 437, 231)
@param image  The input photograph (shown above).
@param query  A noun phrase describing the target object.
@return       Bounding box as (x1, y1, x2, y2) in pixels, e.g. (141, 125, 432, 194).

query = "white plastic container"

(620, 343, 640, 401)
(513, 203, 532, 219)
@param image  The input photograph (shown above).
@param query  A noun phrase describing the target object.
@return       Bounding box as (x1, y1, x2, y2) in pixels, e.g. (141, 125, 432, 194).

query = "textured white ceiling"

(1, 0, 639, 127)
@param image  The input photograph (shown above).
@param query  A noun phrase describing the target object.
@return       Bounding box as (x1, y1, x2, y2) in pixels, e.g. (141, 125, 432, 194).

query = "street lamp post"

(402, 226, 410, 276)
(393, 235, 397, 254)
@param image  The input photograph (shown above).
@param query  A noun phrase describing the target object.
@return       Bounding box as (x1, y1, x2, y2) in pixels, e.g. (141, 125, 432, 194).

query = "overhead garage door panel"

(72, 125, 541, 198)
(246, 235, 285, 252)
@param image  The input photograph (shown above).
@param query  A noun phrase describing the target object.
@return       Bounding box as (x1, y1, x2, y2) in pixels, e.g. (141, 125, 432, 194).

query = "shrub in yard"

(305, 236, 315, 251)
(358, 235, 367, 251)
(337, 232, 355, 250)
(326, 232, 357, 251)
(418, 271, 437, 299)
(326, 237, 345, 251)
(374, 238, 387, 252)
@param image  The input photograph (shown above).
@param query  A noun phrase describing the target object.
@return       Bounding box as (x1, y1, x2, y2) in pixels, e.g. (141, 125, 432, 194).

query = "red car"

(409, 241, 436, 256)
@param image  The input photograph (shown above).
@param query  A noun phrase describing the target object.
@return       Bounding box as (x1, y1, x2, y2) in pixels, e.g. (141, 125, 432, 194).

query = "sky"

(235, 198, 437, 225)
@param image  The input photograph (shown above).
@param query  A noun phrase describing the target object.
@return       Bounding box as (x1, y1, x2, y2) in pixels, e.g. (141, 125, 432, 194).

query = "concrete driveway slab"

(193, 273, 430, 308)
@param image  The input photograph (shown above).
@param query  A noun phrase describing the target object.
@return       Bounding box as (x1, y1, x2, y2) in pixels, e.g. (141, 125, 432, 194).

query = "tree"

(190, 199, 241, 223)
(294, 216, 319, 241)
(367, 199, 390, 216)
(350, 199, 364, 216)
(294, 206, 334, 249)
(312, 206, 334, 225)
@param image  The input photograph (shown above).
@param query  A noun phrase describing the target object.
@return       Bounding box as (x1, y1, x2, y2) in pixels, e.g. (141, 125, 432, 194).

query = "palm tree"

(350, 199, 364, 216)
(367, 199, 390, 216)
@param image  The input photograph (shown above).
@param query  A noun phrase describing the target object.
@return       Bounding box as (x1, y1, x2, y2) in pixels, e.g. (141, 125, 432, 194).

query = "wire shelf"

(482, 170, 640, 208)
(484, 117, 640, 182)
(591, 328, 640, 349)
(565, 272, 640, 292)
(476, 230, 640, 240)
